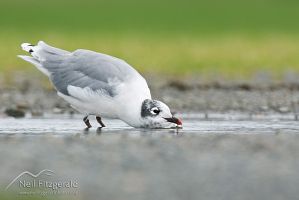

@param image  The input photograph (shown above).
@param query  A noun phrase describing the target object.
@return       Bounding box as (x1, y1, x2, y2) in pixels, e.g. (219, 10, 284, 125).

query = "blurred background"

(2, 1, 299, 200)
(1, 0, 299, 83)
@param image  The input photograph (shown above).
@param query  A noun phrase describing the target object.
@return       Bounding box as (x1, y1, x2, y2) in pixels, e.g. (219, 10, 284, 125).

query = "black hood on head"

(141, 99, 160, 118)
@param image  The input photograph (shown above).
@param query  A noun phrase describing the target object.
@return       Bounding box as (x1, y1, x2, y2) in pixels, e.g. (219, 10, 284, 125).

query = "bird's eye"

(151, 107, 160, 115)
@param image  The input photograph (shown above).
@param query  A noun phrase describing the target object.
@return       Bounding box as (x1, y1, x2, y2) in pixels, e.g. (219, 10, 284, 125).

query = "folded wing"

(19, 41, 142, 97)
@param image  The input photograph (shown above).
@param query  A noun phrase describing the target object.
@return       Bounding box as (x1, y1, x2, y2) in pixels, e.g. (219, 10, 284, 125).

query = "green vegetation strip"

(1, 32, 299, 80)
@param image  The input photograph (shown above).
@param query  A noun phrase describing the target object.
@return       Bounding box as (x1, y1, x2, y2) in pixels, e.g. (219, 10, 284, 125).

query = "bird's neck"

(118, 98, 150, 128)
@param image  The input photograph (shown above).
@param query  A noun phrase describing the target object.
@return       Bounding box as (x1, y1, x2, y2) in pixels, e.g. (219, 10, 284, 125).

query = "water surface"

(1, 113, 299, 200)
(1, 113, 299, 135)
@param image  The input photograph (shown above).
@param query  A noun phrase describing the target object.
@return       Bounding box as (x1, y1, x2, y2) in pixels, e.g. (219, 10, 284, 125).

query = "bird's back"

(19, 41, 151, 121)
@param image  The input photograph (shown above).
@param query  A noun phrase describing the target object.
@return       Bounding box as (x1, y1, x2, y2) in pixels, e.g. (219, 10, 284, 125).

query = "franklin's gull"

(19, 41, 182, 129)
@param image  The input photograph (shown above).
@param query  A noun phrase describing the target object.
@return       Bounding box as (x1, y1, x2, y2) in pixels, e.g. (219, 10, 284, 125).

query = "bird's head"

(140, 99, 182, 128)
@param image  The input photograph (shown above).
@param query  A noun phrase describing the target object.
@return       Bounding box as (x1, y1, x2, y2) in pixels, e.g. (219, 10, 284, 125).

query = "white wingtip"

(21, 42, 34, 52)
(17, 55, 25, 59)
(18, 55, 50, 76)
(17, 55, 37, 64)
(37, 41, 45, 45)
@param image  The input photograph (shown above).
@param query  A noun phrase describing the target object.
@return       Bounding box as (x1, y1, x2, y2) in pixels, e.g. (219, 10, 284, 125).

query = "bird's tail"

(18, 41, 69, 76)
(21, 43, 35, 53)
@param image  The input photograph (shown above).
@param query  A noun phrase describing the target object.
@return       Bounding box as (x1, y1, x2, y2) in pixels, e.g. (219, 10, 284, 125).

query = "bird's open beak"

(164, 117, 182, 127)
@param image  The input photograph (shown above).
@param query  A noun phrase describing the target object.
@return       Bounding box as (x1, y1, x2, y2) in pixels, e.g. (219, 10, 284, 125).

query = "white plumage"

(19, 41, 182, 128)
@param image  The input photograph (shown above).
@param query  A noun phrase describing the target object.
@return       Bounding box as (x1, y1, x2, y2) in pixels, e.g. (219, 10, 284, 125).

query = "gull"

(19, 41, 182, 129)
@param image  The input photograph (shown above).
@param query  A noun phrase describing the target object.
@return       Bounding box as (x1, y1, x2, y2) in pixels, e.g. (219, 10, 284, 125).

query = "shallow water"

(1, 113, 299, 200)
(1, 112, 299, 135)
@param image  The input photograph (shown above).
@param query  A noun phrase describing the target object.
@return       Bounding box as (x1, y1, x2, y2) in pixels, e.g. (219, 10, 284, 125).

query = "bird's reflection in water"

(79, 126, 184, 137)
(96, 127, 103, 135)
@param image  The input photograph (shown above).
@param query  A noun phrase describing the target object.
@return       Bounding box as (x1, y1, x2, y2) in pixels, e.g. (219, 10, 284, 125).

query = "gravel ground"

(2, 75, 299, 117)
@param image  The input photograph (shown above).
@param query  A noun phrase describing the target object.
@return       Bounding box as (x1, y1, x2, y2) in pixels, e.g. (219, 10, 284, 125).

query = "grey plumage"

(141, 99, 161, 117)
(19, 41, 181, 128)
(19, 41, 138, 97)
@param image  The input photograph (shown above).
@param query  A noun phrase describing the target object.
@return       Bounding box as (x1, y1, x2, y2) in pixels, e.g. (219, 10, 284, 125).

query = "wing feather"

(20, 41, 145, 98)
(41, 47, 140, 97)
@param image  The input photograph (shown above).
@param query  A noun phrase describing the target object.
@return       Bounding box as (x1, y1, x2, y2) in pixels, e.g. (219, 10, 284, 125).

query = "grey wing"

(23, 42, 139, 97)
(46, 51, 137, 97)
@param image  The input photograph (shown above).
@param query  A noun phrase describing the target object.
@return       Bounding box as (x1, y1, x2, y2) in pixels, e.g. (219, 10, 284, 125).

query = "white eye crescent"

(150, 107, 160, 115)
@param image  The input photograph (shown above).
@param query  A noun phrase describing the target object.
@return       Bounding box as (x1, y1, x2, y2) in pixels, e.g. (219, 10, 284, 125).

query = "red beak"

(164, 117, 182, 126)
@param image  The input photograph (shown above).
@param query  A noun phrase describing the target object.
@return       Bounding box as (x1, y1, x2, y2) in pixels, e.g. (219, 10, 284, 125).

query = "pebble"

(4, 108, 25, 118)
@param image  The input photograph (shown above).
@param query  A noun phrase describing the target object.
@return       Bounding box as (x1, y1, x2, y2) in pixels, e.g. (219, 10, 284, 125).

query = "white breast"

(57, 75, 151, 127)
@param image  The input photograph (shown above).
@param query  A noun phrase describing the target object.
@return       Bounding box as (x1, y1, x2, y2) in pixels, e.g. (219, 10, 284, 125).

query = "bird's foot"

(83, 128, 90, 133)
(96, 127, 103, 134)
